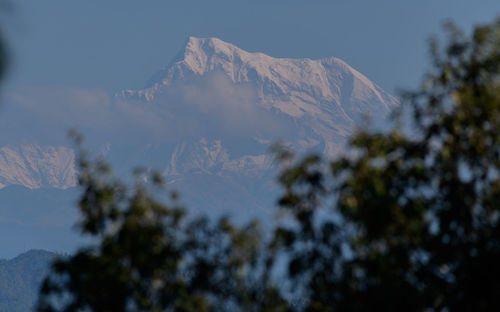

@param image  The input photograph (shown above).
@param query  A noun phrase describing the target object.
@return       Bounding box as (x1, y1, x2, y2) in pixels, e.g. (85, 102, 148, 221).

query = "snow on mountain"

(0, 145, 76, 189)
(120, 36, 398, 156)
(0, 37, 397, 195)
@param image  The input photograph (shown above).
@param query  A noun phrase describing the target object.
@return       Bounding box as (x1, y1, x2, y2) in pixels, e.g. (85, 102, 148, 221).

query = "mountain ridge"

(121, 37, 397, 115)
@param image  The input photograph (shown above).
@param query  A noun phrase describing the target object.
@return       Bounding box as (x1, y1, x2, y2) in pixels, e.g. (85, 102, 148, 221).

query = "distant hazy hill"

(0, 250, 56, 312)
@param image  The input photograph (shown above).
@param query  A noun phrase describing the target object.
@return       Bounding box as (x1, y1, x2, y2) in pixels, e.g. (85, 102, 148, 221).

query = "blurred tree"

(36, 136, 288, 312)
(37, 17, 500, 312)
(273, 17, 500, 311)
(0, 0, 10, 82)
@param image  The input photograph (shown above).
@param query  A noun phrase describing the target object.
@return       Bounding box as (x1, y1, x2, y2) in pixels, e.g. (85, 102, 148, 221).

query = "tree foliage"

(36, 140, 286, 312)
(272, 18, 500, 311)
(38, 18, 500, 311)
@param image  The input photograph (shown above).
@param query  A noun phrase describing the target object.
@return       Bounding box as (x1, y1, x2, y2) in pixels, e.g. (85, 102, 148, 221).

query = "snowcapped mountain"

(0, 36, 399, 257)
(120, 37, 398, 156)
(0, 36, 398, 221)
(125, 37, 396, 115)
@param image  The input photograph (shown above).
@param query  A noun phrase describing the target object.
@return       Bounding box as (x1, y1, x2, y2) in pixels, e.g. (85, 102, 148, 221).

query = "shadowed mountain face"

(0, 37, 398, 256)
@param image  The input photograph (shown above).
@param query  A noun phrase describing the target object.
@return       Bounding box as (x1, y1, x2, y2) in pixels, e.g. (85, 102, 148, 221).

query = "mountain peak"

(142, 37, 247, 88)
(151, 36, 388, 94)
(180, 36, 250, 75)
(185, 36, 237, 52)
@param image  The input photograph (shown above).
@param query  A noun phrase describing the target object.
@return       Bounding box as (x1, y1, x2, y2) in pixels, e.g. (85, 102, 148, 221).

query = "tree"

(272, 18, 500, 311)
(36, 135, 287, 312)
(38, 17, 500, 312)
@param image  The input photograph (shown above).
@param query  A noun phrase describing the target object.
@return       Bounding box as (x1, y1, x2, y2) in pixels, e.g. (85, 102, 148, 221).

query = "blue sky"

(4, 0, 500, 95)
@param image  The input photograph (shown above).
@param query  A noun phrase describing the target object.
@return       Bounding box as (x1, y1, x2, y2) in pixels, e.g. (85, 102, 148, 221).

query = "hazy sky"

(1, 0, 500, 259)
(3, 0, 500, 95)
